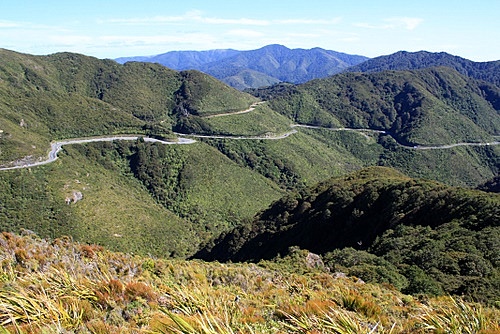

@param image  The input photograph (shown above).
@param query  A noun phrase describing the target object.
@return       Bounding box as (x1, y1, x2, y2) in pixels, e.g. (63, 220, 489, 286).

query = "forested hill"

(346, 50, 500, 87)
(248, 66, 500, 146)
(195, 166, 500, 303)
(0, 48, 256, 162)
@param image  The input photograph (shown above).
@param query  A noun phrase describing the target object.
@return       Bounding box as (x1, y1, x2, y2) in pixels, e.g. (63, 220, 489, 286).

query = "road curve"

(291, 124, 500, 150)
(203, 101, 265, 119)
(174, 129, 297, 140)
(412, 141, 500, 150)
(0, 136, 196, 171)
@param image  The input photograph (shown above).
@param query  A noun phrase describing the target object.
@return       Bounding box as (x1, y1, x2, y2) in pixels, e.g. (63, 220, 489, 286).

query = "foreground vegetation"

(1, 231, 498, 333)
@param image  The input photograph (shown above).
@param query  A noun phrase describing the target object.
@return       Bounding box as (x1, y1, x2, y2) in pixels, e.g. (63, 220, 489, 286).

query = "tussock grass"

(415, 296, 495, 334)
(0, 232, 498, 333)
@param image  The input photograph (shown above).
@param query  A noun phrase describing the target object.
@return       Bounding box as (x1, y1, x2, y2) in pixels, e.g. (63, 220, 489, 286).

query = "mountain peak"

(258, 44, 290, 51)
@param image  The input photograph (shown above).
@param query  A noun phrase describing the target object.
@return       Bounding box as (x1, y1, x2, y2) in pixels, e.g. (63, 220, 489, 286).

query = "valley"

(1, 105, 498, 172)
(0, 46, 499, 332)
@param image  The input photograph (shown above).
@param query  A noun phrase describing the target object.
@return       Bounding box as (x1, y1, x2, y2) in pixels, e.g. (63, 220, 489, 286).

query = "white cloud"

(275, 18, 341, 25)
(104, 10, 269, 26)
(104, 16, 185, 24)
(385, 17, 423, 30)
(0, 20, 21, 28)
(103, 10, 342, 28)
(354, 17, 423, 31)
(201, 17, 269, 26)
(225, 29, 264, 38)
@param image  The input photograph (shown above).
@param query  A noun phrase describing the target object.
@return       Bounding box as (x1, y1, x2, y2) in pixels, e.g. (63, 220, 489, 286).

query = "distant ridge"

(116, 44, 369, 89)
(115, 49, 240, 70)
(346, 50, 500, 87)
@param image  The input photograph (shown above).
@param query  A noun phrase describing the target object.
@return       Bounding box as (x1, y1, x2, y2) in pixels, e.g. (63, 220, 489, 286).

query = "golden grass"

(0, 232, 498, 333)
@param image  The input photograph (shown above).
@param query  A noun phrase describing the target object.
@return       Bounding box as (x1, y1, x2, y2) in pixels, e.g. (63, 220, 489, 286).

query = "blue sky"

(1, 1, 498, 61)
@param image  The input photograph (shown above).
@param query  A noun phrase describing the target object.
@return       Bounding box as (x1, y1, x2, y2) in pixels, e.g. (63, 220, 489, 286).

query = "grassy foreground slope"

(195, 167, 500, 304)
(1, 231, 498, 333)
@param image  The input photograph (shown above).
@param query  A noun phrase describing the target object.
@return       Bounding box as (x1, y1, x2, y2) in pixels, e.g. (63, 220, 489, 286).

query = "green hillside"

(222, 69, 281, 90)
(249, 67, 500, 146)
(0, 48, 498, 261)
(0, 138, 284, 257)
(0, 48, 256, 165)
(195, 167, 500, 304)
(0, 48, 283, 257)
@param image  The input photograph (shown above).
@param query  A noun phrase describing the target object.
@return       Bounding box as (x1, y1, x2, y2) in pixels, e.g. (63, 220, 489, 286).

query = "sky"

(1, 0, 499, 61)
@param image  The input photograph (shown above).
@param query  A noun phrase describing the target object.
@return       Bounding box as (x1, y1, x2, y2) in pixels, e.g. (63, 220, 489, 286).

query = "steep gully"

(1, 103, 498, 171)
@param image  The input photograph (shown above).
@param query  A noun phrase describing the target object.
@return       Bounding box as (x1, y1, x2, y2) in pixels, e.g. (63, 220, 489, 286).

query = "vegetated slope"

(346, 50, 500, 87)
(2, 231, 499, 333)
(0, 137, 284, 258)
(117, 44, 368, 89)
(220, 69, 281, 91)
(195, 167, 500, 304)
(0, 142, 199, 258)
(250, 66, 500, 146)
(0, 48, 256, 165)
(0, 48, 284, 256)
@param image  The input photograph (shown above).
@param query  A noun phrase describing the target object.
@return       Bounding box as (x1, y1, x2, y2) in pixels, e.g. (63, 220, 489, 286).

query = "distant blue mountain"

(116, 49, 240, 70)
(116, 44, 369, 89)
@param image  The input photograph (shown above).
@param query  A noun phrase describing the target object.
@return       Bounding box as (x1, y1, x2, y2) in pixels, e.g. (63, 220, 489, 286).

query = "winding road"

(1, 102, 498, 171)
(174, 129, 297, 141)
(0, 136, 195, 171)
(291, 124, 500, 150)
(202, 101, 265, 119)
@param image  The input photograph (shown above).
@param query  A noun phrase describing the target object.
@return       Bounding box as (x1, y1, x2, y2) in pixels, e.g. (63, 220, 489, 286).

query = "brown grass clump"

(125, 281, 157, 302)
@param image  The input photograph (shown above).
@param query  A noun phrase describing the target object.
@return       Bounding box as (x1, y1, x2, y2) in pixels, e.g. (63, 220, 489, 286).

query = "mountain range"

(0, 46, 499, 316)
(116, 44, 369, 89)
